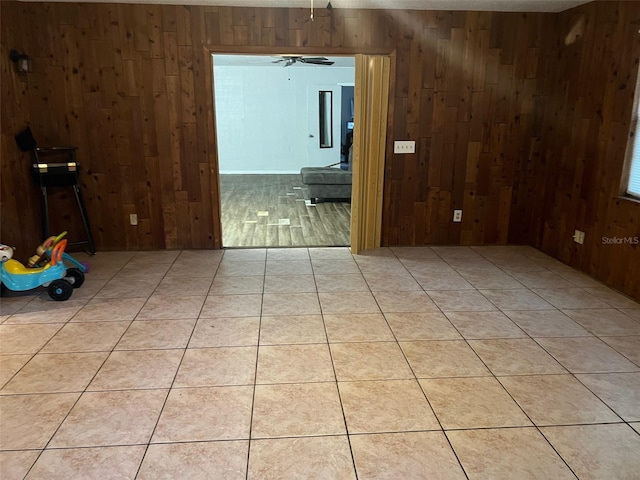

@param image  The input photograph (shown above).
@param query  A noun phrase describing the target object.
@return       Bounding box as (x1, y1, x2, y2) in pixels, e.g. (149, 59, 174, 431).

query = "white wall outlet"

(453, 209, 463, 222)
(130, 214, 138, 226)
(394, 140, 416, 154)
(573, 229, 585, 244)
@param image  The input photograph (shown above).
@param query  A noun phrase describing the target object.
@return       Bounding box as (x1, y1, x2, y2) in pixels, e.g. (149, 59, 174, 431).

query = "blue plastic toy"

(0, 232, 85, 301)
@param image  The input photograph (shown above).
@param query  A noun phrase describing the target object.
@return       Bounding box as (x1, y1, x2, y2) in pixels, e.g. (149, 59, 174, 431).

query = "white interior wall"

(213, 63, 355, 174)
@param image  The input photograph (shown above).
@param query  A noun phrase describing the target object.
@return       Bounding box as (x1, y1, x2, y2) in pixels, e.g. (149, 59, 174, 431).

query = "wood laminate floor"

(220, 174, 351, 247)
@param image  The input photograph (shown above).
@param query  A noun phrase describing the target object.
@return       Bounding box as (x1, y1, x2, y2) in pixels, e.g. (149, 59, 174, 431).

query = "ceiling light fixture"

(310, 0, 314, 21)
(327, 1, 333, 9)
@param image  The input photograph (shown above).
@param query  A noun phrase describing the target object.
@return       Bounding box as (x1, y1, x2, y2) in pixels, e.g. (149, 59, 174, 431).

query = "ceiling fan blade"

(303, 59, 335, 65)
(301, 57, 329, 62)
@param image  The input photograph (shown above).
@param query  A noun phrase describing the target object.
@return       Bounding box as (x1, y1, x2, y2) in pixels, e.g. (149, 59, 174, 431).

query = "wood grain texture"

(509, 1, 640, 301)
(1, 1, 638, 300)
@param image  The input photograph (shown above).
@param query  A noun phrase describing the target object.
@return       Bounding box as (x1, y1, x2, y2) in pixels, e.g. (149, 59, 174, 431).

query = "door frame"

(203, 46, 395, 251)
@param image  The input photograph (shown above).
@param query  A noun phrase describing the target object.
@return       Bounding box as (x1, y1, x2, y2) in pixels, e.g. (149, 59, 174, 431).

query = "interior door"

(307, 85, 341, 168)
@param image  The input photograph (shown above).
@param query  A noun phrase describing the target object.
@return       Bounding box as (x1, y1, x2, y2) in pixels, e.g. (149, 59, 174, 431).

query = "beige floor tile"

(352, 262, 408, 276)
(174, 347, 256, 387)
(50, 389, 167, 447)
(263, 275, 316, 293)
(136, 295, 205, 320)
(200, 295, 263, 317)
(575, 372, 640, 421)
(445, 311, 526, 339)
(458, 271, 523, 290)
(260, 315, 326, 344)
(41, 321, 131, 353)
(401, 340, 491, 378)
(550, 269, 605, 288)
(319, 291, 381, 314)
(498, 374, 621, 425)
(215, 261, 265, 276)
(251, 383, 345, 438)
(309, 247, 353, 260)
(324, 313, 394, 342)
(562, 308, 640, 336)
(510, 270, 577, 289)
(600, 335, 640, 364)
(426, 290, 497, 312)
(261, 293, 320, 316)
(26, 446, 146, 480)
(504, 310, 591, 337)
(223, 249, 266, 262)
(479, 289, 554, 310)
(541, 424, 640, 480)
(384, 312, 462, 341)
(391, 246, 440, 260)
(620, 308, 640, 320)
(88, 349, 183, 390)
(468, 338, 567, 376)
(6, 299, 86, 324)
(0, 450, 40, 480)
(447, 428, 576, 480)
(115, 319, 195, 350)
(166, 261, 220, 278)
(70, 297, 147, 322)
(267, 248, 310, 261)
(373, 291, 438, 314)
(330, 342, 413, 381)
(420, 377, 531, 429)
(536, 337, 639, 373)
(630, 422, 640, 434)
(1, 352, 107, 394)
(532, 288, 610, 309)
(401, 259, 453, 276)
(0, 354, 33, 387)
(415, 271, 475, 290)
(209, 276, 264, 295)
(189, 317, 259, 347)
(310, 259, 360, 275)
(256, 344, 334, 383)
(0, 295, 36, 317)
(265, 261, 312, 275)
(581, 287, 639, 309)
(138, 441, 248, 480)
(248, 436, 356, 479)
(363, 273, 422, 292)
(350, 431, 467, 480)
(154, 277, 213, 296)
(95, 278, 159, 298)
(0, 393, 79, 449)
(130, 250, 181, 264)
(153, 386, 252, 442)
(314, 274, 370, 293)
(0, 324, 64, 354)
(339, 380, 440, 433)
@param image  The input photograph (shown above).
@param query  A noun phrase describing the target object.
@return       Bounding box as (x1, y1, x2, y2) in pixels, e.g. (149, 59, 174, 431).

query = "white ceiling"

(214, 54, 356, 67)
(18, 0, 591, 13)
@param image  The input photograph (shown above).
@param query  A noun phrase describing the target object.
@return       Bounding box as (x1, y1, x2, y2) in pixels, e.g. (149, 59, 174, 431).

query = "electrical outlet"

(394, 140, 416, 154)
(130, 214, 138, 226)
(573, 229, 585, 244)
(453, 210, 463, 222)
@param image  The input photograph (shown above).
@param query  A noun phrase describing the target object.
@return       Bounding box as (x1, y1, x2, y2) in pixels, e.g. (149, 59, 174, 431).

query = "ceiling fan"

(272, 55, 335, 67)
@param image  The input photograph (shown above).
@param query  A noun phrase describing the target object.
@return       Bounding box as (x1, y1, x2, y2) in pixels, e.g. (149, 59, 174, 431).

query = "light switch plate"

(394, 141, 415, 154)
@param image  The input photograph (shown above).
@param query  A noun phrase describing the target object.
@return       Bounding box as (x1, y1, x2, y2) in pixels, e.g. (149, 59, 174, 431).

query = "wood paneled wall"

(510, 1, 640, 300)
(1, 1, 554, 252)
(1, 1, 638, 299)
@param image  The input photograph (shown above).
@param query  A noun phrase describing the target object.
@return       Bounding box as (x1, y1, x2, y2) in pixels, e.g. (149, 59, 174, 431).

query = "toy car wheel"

(65, 268, 85, 289)
(48, 280, 73, 301)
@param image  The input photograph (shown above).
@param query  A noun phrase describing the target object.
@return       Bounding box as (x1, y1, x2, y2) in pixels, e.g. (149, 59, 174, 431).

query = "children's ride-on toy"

(0, 234, 84, 301)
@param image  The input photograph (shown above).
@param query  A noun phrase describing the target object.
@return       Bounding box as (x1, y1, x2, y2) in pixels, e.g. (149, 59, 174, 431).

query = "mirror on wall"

(319, 90, 333, 148)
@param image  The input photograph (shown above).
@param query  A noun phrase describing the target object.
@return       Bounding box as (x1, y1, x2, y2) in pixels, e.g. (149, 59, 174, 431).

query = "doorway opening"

(213, 54, 355, 248)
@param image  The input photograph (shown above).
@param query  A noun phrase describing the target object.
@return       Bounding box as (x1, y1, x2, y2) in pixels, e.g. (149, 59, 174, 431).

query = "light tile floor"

(1, 246, 639, 479)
